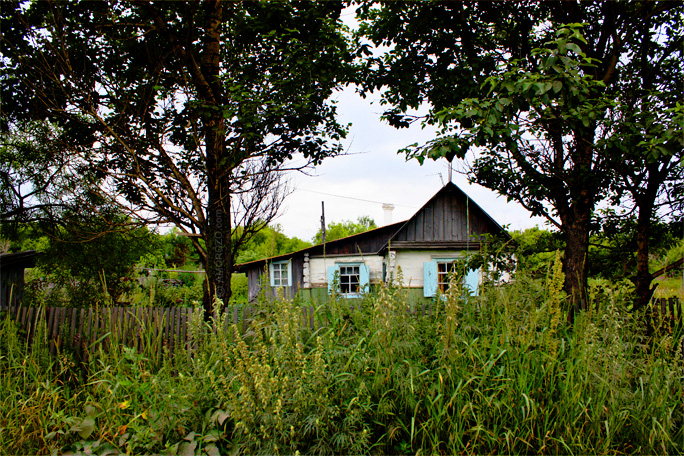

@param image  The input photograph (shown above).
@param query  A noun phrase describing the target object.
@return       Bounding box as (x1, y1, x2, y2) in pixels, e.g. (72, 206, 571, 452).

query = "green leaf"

(179, 441, 198, 456)
(210, 409, 230, 426)
(71, 416, 96, 439)
(566, 43, 582, 55)
(203, 429, 222, 443)
(204, 446, 221, 456)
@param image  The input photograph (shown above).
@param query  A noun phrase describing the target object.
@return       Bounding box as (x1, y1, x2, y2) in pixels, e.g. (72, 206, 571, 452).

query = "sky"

(275, 85, 548, 243)
(264, 6, 547, 243)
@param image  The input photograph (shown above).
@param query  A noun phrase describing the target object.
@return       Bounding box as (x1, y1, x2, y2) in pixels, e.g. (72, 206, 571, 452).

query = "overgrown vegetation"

(2, 259, 682, 455)
(5, 223, 312, 307)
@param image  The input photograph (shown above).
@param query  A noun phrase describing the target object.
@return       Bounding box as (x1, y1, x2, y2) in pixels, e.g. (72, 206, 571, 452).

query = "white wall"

(391, 250, 468, 288)
(308, 254, 385, 288)
(307, 250, 471, 289)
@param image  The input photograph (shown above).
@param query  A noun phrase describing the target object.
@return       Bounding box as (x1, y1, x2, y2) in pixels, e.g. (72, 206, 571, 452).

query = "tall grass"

(1, 261, 682, 455)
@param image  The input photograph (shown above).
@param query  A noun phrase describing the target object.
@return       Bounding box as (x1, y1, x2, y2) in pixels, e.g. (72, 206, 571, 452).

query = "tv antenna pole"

(320, 201, 326, 244)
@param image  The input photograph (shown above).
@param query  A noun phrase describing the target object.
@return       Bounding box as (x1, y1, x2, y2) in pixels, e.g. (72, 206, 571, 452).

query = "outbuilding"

(0, 250, 38, 308)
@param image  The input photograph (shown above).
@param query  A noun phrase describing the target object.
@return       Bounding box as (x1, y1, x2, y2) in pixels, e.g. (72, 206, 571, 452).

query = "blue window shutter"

(465, 267, 480, 296)
(286, 260, 292, 287)
(423, 261, 437, 297)
(269, 263, 275, 287)
(327, 266, 336, 293)
(359, 263, 370, 293)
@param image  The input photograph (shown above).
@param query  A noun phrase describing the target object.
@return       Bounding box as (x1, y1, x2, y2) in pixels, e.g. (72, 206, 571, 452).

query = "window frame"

(269, 260, 292, 287)
(424, 258, 479, 298)
(436, 259, 458, 293)
(327, 262, 370, 298)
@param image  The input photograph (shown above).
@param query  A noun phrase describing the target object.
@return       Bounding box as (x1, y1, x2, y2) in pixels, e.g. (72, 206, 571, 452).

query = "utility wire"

(298, 188, 417, 209)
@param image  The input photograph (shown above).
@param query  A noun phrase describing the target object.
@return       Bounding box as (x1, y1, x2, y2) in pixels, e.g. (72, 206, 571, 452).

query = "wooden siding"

(246, 257, 305, 302)
(322, 224, 403, 255)
(391, 183, 502, 245)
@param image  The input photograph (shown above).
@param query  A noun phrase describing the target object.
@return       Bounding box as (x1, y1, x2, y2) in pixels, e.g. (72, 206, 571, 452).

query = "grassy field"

(1, 263, 683, 455)
(653, 274, 684, 301)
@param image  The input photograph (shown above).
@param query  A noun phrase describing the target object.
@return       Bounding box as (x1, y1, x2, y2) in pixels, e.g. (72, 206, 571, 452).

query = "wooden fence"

(2, 298, 679, 361)
(0, 305, 326, 360)
(647, 297, 682, 327)
(0, 301, 444, 361)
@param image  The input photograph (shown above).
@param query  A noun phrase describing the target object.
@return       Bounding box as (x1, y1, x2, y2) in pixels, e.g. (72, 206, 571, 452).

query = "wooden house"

(234, 183, 511, 303)
(0, 250, 38, 308)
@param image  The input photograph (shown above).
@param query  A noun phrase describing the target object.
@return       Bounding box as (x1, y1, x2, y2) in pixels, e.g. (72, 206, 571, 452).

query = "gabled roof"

(381, 181, 510, 251)
(234, 182, 510, 272)
(234, 221, 405, 272)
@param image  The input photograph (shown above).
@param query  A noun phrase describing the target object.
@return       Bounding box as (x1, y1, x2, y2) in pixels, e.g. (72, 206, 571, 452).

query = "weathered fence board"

(1, 305, 333, 360)
(5, 299, 677, 361)
(649, 297, 682, 326)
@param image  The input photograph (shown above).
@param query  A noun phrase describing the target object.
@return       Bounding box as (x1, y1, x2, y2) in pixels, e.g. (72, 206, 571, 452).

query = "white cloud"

(276, 86, 545, 242)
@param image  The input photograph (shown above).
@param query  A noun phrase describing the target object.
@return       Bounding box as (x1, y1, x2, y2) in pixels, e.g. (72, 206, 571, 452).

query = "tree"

(588, 215, 681, 287)
(512, 227, 565, 278)
(0, 120, 98, 230)
(235, 224, 311, 264)
(10, 210, 158, 306)
(313, 215, 377, 244)
(358, 2, 682, 315)
(598, 7, 684, 309)
(2, 1, 352, 314)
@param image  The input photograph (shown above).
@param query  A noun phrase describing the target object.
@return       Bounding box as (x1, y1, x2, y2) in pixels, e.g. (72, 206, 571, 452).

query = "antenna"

(320, 201, 326, 244)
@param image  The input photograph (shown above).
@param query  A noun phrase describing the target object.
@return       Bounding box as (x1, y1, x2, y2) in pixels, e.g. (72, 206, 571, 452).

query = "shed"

(0, 250, 38, 308)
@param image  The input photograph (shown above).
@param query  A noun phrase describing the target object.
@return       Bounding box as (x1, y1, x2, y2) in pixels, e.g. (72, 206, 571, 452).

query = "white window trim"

(269, 260, 292, 287)
(328, 262, 370, 298)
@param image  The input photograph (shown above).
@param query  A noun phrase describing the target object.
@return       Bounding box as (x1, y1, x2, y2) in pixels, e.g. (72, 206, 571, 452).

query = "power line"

(298, 188, 417, 208)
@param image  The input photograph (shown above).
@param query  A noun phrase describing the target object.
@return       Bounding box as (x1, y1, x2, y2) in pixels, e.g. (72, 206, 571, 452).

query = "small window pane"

(437, 261, 456, 292)
(339, 265, 360, 294)
(272, 262, 288, 287)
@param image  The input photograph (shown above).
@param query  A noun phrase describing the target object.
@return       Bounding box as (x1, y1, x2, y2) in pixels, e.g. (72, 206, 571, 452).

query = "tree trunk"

(558, 129, 596, 323)
(632, 205, 656, 311)
(199, 0, 232, 317)
(562, 213, 590, 322)
(204, 204, 233, 317)
(631, 169, 663, 312)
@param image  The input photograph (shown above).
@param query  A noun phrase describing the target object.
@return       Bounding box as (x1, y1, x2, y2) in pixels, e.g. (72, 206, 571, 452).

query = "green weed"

(1, 270, 683, 455)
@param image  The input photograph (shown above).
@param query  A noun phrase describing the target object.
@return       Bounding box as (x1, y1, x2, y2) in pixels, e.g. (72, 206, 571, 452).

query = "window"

(339, 264, 360, 294)
(437, 260, 457, 293)
(424, 259, 479, 297)
(327, 262, 370, 297)
(269, 260, 292, 287)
